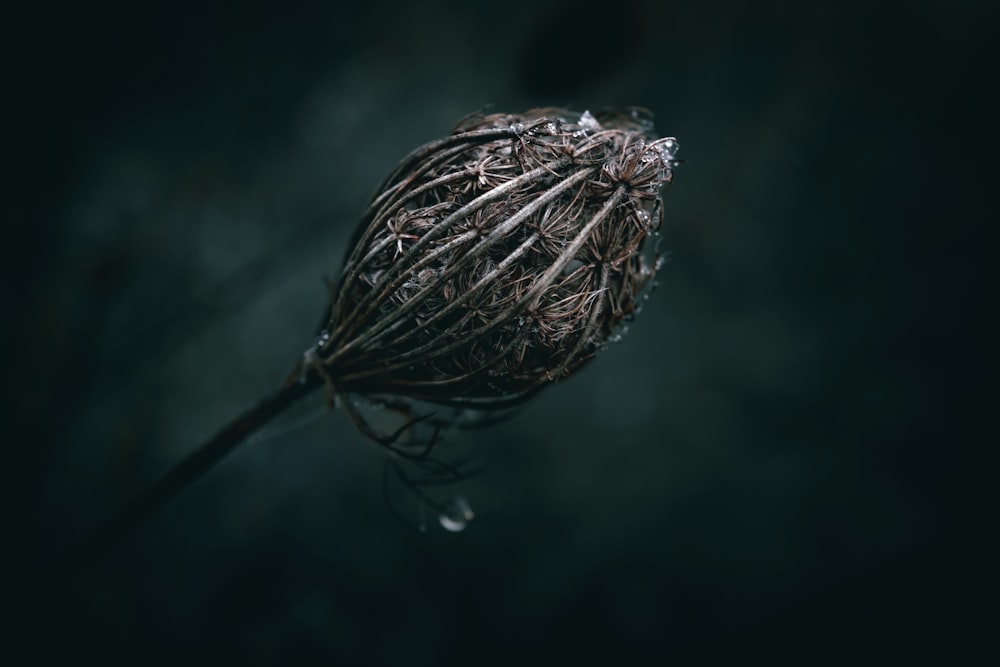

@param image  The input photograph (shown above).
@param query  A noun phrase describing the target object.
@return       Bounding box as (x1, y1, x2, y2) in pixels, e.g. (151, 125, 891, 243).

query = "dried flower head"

(76, 109, 682, 557)
(304, 108, 679, 415)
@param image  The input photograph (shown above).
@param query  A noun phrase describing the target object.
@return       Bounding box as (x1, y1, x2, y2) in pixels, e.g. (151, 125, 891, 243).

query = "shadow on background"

(6, 0, 990, 663)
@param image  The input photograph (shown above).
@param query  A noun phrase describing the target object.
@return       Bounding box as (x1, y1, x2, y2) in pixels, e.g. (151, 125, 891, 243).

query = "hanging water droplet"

(438, 496, 474, 532)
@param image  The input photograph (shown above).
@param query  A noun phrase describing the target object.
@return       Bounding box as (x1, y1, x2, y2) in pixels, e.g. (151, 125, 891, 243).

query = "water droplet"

(656, 138, 681, 167)
(562, 258, 584, 275)
(578, 110, 601, 132)
(438, 496, 474, 532)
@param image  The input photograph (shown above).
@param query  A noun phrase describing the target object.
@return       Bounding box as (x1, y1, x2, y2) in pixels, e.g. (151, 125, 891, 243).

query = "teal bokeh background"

(8, 0, 988, 662)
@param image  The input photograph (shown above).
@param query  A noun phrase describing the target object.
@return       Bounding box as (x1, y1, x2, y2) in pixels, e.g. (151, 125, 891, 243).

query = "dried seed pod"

(306, 108, 679, 410)
(78, 109, 683, 558)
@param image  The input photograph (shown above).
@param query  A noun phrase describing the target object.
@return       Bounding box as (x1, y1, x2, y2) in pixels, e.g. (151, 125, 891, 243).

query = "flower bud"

(309, 108, 679, 409)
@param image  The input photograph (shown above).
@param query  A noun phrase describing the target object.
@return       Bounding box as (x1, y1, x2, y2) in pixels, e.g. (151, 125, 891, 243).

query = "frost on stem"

(307, 108, 679, 414)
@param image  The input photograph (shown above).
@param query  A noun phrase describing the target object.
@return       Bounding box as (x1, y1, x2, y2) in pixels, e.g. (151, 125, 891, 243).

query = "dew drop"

(578, 110, 601, 132)
(562, 258, 584, 275)
(438, 496, 474, 532)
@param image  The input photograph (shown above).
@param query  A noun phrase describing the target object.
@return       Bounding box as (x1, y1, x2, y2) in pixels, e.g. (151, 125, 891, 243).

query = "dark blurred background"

(6, 0, 991, 663)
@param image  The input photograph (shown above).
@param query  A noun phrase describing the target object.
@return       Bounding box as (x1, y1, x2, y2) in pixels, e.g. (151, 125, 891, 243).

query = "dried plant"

(296, 108, 679, 434)
(78, 108, 679, 564)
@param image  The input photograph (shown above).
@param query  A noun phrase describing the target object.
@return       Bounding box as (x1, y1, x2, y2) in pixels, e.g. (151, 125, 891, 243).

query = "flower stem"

(75, 369, 324, 574)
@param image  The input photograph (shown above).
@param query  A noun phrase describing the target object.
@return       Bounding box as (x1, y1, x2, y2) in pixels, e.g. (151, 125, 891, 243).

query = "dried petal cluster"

(310, 108, 679, 408)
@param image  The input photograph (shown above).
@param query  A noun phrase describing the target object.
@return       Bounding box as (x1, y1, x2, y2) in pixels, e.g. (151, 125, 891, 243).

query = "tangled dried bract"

(302, 108, 679, 416)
